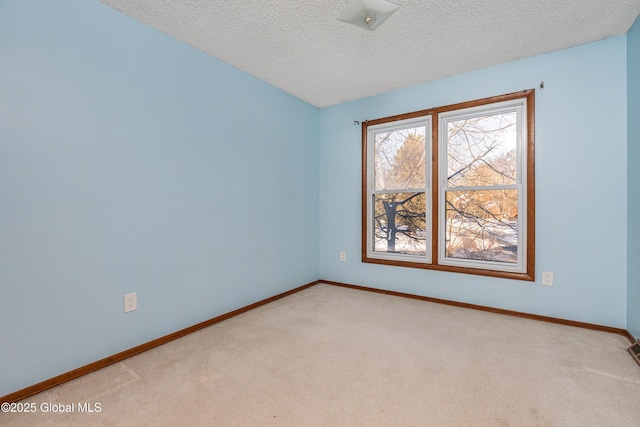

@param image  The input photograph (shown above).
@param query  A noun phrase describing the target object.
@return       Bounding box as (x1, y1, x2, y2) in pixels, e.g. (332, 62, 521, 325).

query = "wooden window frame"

(362, 90, 535, 281)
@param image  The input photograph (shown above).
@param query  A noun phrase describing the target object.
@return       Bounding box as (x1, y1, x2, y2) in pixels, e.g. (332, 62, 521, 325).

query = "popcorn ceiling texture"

(99, 0, 640, 107)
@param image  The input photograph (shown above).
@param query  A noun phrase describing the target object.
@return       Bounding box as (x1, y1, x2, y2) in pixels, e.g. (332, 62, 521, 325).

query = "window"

(362, 90, 535, 280)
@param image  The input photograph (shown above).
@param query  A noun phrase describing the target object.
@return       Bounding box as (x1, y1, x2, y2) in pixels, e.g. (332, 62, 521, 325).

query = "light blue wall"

(628, 16, 640, 340)
(0, 0, 319, 396)
(319, 36, 628, 328)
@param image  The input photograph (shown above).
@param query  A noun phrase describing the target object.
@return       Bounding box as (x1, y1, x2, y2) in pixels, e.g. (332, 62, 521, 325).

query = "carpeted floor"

(2, 283, 640, 426)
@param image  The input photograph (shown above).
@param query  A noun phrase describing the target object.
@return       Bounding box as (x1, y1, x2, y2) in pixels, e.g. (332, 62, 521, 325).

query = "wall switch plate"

(339, 251, 347, 262)
(124, 293, 137, 313)
(541, 271, 554, 286)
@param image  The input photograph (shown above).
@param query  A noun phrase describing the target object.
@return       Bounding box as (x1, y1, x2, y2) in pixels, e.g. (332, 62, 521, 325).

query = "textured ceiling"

(100, 0, 640, 108)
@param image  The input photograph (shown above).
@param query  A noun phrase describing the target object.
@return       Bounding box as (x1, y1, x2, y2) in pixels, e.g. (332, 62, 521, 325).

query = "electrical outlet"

(124, 293, 137, 313)
(541, 271, 554, 286)
(340, 251, 347, 262)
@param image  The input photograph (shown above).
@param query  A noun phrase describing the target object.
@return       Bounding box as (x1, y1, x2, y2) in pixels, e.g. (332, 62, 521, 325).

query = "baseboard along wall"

(1, 279, 635, 404)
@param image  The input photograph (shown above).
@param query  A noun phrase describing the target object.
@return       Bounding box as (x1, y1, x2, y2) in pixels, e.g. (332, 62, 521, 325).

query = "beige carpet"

(2, 283, 640, 426)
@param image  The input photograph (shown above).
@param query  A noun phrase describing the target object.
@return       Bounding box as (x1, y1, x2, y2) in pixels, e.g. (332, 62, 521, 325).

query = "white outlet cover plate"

(541, 271, 554, 286)
(124, 293, 137, 312)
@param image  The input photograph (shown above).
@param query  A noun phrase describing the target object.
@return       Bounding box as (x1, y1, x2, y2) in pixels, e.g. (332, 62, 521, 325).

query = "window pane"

(445, 189, 518, 263)
(374, 127, 426, 191)
(447, 112, 517, 187)
(373, 192, 427, 255)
